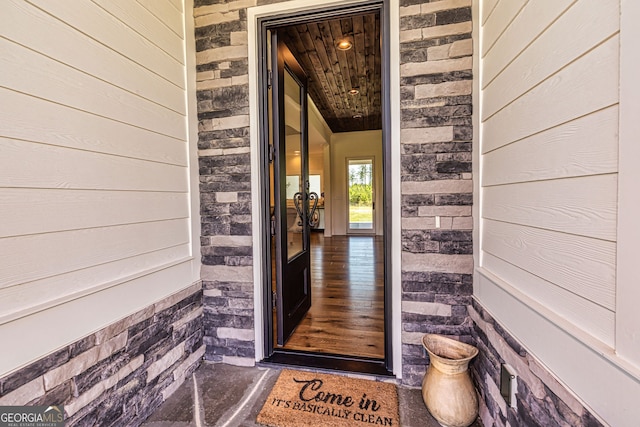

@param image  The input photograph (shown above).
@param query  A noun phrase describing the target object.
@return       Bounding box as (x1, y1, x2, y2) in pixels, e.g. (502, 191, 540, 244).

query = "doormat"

(257, 369, 400, 427)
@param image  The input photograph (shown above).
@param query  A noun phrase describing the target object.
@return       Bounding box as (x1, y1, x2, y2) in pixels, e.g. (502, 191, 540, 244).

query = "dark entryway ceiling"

(281, 11, 381, 133)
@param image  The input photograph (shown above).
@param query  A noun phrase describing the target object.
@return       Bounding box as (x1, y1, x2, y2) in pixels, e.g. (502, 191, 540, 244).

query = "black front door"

(272, 32, 313, 345)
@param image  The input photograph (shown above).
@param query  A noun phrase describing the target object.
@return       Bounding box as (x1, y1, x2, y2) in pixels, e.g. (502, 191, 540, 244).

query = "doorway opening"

(258, 1, 392, 375)
(348, 158, 375, 233)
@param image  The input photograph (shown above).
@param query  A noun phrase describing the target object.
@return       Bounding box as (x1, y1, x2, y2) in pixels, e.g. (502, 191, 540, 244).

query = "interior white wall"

(329, 130, 384, 236)
(283, 93, 329, 229)
(309, 97, 333, 148)
(323, 144, 333, 237)
(473, 0, 640, 425)
(0, 0, 200, 377)
(309, 98, 334, 236)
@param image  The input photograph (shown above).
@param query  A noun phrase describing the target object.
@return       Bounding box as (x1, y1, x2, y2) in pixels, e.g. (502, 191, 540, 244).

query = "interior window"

(309, 174, 321, 196)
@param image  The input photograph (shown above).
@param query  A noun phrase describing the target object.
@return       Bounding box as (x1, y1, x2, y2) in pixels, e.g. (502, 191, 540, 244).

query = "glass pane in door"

(348, 159, 374, 231)
(284, 67, 304, 259)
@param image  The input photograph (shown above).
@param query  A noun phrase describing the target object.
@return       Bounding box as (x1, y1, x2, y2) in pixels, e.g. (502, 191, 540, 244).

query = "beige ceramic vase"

(422, 334, 479, 427)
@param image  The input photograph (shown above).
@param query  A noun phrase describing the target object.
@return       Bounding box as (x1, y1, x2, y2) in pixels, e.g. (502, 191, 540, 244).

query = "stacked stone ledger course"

(399, 0, 474, 386)
(195, 0, 258, 366)
(470, 300, 604, 427)
(0, 284, 204, 427)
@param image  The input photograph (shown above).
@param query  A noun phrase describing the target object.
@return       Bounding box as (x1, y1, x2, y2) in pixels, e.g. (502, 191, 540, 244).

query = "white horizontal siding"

(0, 0, 196, 377)
(1, 218, 190, 291)
(482, 106, 618, 186)
(93, 0, 184, 62)
(481, 0, 500, 25)
(0, 138, 187, 192)
(0, 38, 185, 139)
(483, 34, 619, 153)
(483, 0, 620, 120)
(0, 89, 187, 166)
(0, 189, 189, 238)
(481, 0, 527, 57)
(136, 0, 184, 37)
(483, 174, 617, 241)
(167, 0, 184, 14)
(479, 0, 620, 364)
(0, 246, 191, 324)
(482, 0, 574, 87)
(482, 219, 616, 310)
(1, 0, 185, 113)
(482, 254, 614, 346)
(28, 0, 185, 88)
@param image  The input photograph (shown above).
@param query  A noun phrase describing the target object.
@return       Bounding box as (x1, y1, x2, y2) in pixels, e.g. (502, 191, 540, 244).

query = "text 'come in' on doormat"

(257, 369, 400, 427)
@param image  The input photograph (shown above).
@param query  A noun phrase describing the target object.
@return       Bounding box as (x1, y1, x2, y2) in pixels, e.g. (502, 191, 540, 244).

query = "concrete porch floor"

(142, 362, 483, 427)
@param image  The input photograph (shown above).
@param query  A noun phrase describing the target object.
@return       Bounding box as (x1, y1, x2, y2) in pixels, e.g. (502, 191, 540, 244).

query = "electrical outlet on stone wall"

(500, 363, 518, 409)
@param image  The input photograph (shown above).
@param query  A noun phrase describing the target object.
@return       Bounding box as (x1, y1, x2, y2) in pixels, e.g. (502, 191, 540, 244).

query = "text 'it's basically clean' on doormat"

(257, 369, 400, 427)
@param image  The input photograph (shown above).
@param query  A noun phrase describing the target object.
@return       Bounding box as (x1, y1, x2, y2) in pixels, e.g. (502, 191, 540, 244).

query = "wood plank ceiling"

(281, 11, 381, 133)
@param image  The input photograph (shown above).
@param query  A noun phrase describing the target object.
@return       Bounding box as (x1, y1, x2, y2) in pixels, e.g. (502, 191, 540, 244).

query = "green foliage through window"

(349, 183, 373, 205)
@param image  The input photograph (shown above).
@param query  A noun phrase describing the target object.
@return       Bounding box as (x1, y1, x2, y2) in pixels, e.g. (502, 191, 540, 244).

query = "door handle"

(293, 191, 319, 227)
(308, 192, 319, 227)
(293, 192, 304, 226)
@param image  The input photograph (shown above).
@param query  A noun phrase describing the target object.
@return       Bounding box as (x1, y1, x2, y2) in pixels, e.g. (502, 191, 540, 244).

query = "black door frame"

(257, 0, 393, 375)
(271, 34, 313, 346)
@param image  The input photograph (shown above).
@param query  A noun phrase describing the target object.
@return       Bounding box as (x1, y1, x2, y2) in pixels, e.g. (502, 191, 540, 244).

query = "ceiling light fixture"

(337, 40, 352, 50)
(348, 89, 360, 95)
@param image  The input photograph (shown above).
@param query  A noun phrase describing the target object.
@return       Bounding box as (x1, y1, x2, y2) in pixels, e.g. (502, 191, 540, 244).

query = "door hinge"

(268, 144, 275, 163)
(270, 214, 276, 236)
(272, 291, 277, 309)
(268, 70, 273, 89)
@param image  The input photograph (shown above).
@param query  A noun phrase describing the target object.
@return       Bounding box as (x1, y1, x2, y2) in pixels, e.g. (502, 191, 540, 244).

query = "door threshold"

(261, 350, 392, 377)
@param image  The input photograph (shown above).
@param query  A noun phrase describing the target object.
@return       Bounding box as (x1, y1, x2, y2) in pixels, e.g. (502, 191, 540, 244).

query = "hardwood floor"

(276, 233, 385, 359)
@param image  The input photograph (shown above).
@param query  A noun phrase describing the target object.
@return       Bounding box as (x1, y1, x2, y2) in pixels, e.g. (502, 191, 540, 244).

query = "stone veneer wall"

(398, 0, 474, 386)
(193, 0, 475, 377)
(194, 0, 259, 366)
(0, 285, 204, 426)
(469, 300, 604, 427)
(193, 1, 607, 425)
